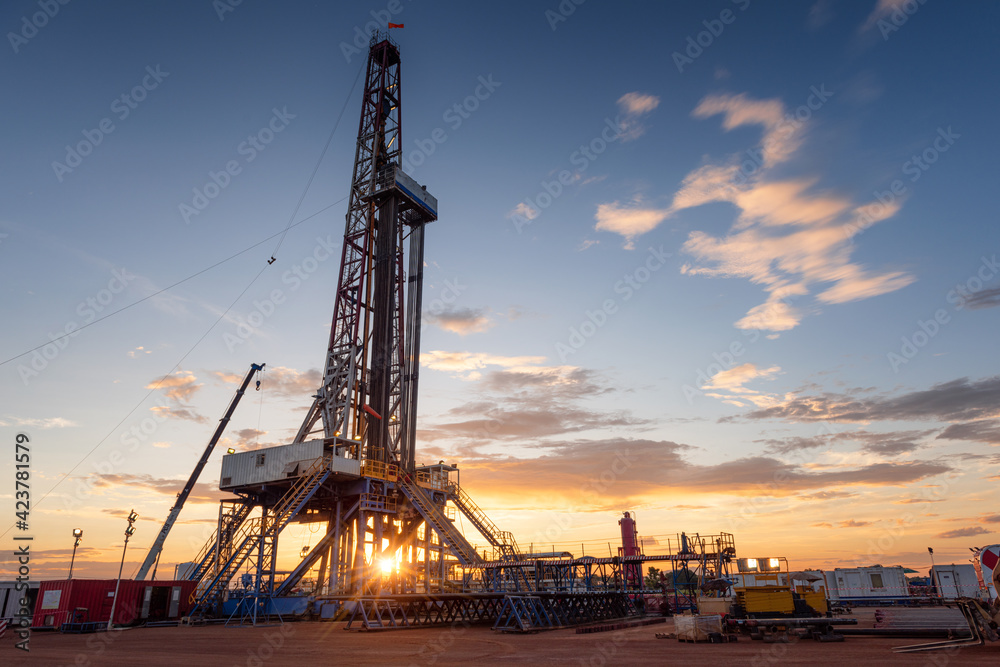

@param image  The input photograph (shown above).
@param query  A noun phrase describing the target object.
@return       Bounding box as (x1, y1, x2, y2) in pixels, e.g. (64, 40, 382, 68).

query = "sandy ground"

(3, 611, 998, 666)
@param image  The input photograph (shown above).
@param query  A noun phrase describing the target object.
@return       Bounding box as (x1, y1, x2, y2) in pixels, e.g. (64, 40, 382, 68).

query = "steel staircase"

(188, 501, 254, 583)
(192, 455, 333, 610)
(451, 484, 521, 560)
(398, 476, 482, 568)
(192, 516, 262, 609)
(450, 483, 532, 591)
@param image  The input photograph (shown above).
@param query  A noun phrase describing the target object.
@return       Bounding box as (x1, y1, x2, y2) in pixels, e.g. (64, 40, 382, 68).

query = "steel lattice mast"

(294, 32, 429, 472)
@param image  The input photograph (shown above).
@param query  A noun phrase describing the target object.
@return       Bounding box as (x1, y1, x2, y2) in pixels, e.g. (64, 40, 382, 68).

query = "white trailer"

(0, 580, 39, 624)
(931, 563, 982, 599)
(825, 566, 910, 604)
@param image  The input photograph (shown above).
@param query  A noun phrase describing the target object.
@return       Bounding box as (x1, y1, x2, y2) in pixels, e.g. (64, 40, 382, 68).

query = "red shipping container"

(32, 579, 197, 629)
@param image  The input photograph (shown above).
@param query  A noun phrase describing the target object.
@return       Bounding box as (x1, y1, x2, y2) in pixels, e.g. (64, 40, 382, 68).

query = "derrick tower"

(294, 32, 426, 474)
(186, 33, 522, 615)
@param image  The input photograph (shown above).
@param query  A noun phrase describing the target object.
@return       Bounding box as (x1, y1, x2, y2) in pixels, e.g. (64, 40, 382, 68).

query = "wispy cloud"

(859, 0, 910, 32)
(421, 351, 549, 380)
(692, 93, 803, 167)
(213, 366, 320, 399)
(738, 375, 1000, 424)
(702, 362, 783, 408)
(594, 200, 671, 248)
(935, 526, 991, 539)
(507, 201, 538, 222)
(425, 306, 495, 335)
(0, 416, 77, 429)
(420, 364, 638, 444)
(595, 90, 913, 331)
(961, 287, 1000, 310)
(616, 92, 660, 141)
(760, 428, 931, 456)
(936, 419, 1000, 445)
(458, 437, 951, 507)
(150, 405, 207, 423)
(89, 473, 225, 504)
(147, 370, 201, 402)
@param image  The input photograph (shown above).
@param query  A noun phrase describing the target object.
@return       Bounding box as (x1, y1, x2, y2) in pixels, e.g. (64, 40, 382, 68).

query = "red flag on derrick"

(388, 23, 404, 29)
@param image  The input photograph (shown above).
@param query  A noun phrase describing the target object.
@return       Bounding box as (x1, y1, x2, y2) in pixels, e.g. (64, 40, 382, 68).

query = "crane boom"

(135, 362, 265, 580)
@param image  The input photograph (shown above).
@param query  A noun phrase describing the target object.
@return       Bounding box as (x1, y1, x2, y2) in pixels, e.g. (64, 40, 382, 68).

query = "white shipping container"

(0, 580, 40, 623)
(174, 561, 198, 580)
(220, 440, 324, 490)
(827, 566, 909, 601)
(824, 571, 840, 601)
(931, 564, 981, 599)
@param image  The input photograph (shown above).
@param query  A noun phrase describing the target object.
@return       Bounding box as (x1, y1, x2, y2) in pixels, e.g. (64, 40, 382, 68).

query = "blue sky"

(2, 0, 998, 579)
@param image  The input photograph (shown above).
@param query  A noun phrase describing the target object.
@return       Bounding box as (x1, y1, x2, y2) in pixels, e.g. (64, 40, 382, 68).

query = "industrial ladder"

(193, 455, 332, 609)
(451, 484, 521, 560)
(450, 484, 531, 591)
(398, 476, 483, 568)
(192, 516, 263, 608)
(188, 501, 255, 583)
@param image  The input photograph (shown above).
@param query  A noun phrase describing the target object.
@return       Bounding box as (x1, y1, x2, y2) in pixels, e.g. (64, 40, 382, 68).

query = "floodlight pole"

(108, 510, 138, 631)
(68, 530, 83, 579)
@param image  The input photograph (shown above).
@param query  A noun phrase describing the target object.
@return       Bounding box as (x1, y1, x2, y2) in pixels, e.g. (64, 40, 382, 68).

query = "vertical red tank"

(619, 511, 642, 589)
(619, 511, 640, 557)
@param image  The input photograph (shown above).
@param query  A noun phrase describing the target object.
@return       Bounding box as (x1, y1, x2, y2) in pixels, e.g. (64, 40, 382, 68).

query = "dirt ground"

(4, 610, 998, 666)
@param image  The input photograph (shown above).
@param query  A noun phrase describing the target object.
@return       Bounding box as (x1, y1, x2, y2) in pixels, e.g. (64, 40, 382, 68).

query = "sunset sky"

(2, 1, 998, 582)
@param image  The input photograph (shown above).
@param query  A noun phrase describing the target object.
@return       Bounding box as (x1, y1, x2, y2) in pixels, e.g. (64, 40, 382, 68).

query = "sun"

(380, 559, 395, 575)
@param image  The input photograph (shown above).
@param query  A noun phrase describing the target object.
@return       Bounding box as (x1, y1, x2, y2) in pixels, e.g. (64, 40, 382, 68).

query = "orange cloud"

(147, 370, 201, 402)
(594, 201, 671, 246)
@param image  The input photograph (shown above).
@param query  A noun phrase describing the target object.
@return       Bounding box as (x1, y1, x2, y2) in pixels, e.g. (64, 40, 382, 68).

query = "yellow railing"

(360, 492, 397, 513)
(361, 458, 399, 481)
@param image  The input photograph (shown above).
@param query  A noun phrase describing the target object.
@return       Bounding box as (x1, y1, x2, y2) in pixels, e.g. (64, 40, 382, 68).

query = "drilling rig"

(182, 34, 650, 631)
(185, 31, 521, 617)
